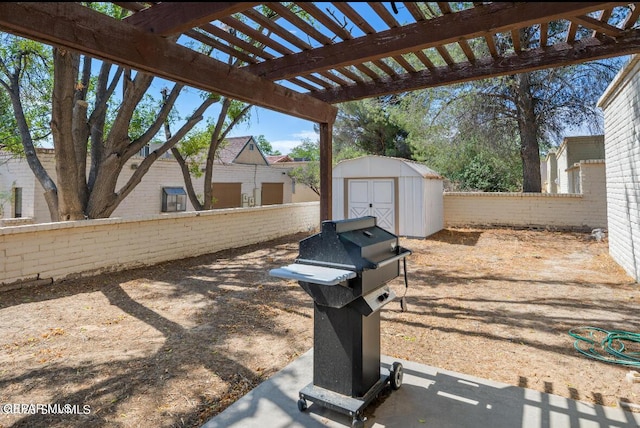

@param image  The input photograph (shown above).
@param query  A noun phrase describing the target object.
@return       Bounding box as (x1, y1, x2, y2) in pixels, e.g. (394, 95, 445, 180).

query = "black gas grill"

(269, 216, 411, 427)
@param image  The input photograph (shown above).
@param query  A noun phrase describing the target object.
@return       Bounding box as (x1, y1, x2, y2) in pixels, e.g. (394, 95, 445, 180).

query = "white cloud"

(271, 130, 319, 154)
(292, 130, 318, 140)
(271, 139, 303, 155)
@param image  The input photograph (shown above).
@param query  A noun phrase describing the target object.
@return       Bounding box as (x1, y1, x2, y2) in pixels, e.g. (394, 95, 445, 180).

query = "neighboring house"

(266, 154, 294, 164)
(212, 136, 286, 208)
(267, 154, 320, 203)
(597, 54, 640, 282)
(217, 136, 269, 166)
(541, 135, 605, 194)
(0, 136, 294, 224)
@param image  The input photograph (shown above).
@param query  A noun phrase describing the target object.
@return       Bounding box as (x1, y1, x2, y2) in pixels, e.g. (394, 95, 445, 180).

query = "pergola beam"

(246, 2, 628, 81)
(0, 2, 337, 124)
(123, 2, 260, 36)
(312, 30, 640, 104)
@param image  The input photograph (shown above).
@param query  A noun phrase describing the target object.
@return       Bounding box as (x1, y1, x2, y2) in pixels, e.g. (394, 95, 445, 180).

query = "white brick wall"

(598, 55, 640, 281)
(0, 202, 320, 286)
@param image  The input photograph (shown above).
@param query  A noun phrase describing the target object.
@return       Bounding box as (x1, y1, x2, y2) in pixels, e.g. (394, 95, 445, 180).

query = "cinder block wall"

(443, 160, 606, 230)
(1, 202, 319, 286)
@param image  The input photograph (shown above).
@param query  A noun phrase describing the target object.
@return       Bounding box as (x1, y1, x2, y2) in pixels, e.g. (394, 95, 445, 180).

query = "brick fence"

(443, 161, 606, 230)
(0, 160, 609, 289)
(1, 202, 319, 288)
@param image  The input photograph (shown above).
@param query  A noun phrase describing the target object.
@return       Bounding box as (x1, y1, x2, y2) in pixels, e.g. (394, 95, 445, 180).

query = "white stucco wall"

(597, 54, 640, 282)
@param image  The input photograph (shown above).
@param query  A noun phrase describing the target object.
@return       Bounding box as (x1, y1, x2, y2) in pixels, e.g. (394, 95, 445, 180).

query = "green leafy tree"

(287, 136, 367, 196)
(256, 134, 280, 156)
(0, 88, 26, 155)
(168, 92, 252, 210)
(288, 138, 320, 195)
(289, 138, 320, 161)
(458, 23, 623, 192)
(398, 85, 522, 191)
(333, 97, 410, 159)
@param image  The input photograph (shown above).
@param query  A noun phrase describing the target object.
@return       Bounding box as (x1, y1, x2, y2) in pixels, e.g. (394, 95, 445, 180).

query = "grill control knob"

(378, 292, 389, 302)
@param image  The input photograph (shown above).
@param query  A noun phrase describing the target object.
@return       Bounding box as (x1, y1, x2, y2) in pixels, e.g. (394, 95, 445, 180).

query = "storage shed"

(332, 155, 444, 238)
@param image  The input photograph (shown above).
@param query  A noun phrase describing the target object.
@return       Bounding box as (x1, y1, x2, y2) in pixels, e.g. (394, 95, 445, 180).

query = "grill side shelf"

(268, 263, 357, 286)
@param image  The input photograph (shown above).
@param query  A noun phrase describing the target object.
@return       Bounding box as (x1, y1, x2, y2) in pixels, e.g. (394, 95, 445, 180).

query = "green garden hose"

(569, 327, 640, 367)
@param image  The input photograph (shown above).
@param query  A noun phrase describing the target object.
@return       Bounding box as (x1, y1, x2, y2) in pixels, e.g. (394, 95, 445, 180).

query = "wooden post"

(319, 122, 332, 222)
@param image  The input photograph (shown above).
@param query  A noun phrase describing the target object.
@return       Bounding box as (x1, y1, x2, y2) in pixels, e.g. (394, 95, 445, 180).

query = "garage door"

(262, 182, 284, 205)
(347, 178, 395, 233)
(211, 182, 242, 208)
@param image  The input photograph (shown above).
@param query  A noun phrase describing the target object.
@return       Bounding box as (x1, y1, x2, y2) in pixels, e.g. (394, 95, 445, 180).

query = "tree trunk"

(161, 88, 203, 211)
(51, 48, 86, 220)
(514, 73, 542, 193)
(202, 99, 232, 210)
(85, 84, 214, 219)
(6, 74, 60, 221)
(171, 147, 203, 210)
(85, 71, 159, 219)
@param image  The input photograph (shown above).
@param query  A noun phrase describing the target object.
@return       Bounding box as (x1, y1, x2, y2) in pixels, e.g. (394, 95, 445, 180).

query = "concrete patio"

(203, 349, 640, 428)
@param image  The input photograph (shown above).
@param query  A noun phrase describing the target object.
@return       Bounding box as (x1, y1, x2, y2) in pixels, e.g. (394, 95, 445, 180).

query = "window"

(13, 187, 22, 218)
(139, 145, 150, 157)
(161, 187, 187, 212)
(249, 143, 254, 151)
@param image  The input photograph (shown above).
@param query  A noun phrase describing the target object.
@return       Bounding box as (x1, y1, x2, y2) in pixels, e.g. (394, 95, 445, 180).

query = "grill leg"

(312, 303, 381, 397)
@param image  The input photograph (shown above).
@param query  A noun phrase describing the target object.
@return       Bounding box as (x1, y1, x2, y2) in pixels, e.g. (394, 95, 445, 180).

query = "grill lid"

(297, 216, 401, 272)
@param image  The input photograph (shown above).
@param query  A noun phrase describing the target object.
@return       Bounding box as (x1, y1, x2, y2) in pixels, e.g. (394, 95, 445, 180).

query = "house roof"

(266, 155, 294, 164)
(216, 136, 269, 165)
(216, 136, 251, 164)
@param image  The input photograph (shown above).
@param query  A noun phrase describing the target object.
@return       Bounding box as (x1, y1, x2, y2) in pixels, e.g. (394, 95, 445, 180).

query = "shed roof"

(333, 155, 443, 179)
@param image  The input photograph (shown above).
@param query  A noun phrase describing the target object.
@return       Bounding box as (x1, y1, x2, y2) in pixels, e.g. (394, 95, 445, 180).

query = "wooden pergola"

(1, 2, 639, 221)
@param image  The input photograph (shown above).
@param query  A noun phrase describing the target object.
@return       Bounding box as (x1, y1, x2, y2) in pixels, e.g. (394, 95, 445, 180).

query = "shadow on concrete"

(203, 350, 640, 428)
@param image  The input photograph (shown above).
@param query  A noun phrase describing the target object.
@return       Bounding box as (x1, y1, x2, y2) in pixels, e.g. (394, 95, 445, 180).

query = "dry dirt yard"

(1, 227, 639, 428)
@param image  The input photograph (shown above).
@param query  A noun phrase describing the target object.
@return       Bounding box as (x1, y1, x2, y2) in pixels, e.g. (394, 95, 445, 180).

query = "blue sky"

(161, 3, 411, 156)
(165, 84, 320, 156)
(223, 107, 319, 156)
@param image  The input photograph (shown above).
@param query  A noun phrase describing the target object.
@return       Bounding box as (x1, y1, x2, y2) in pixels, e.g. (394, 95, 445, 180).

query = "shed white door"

(347, 179, 395, 233)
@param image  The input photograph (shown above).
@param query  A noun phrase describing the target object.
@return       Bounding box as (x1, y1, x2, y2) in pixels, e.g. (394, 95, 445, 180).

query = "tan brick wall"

(444, 161, 606, 229)
(0, 202, 320, 286)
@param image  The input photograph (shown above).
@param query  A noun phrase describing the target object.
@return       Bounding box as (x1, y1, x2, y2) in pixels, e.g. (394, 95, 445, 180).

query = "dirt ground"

(1, 227, 639, 428)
